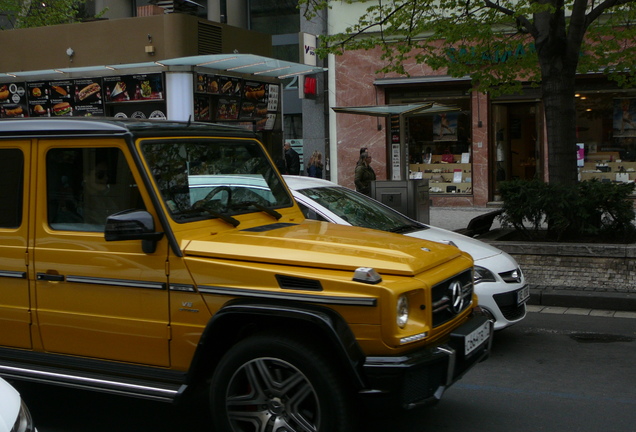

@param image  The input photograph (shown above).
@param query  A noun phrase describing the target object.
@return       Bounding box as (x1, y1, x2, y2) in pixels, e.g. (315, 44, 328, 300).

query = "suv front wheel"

(210, 332, 355, 432)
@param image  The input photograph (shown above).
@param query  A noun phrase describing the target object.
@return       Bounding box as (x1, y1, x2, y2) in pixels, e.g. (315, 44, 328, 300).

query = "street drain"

(569, 333, 634, 343)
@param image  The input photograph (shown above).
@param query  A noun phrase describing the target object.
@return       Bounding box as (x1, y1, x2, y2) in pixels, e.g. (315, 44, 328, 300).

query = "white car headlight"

(474, 265, 496, 284)
(397, 294, 409, 328)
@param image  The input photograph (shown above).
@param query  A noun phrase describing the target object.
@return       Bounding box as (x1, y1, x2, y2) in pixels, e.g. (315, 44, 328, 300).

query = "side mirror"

(105, 210, 164, 254)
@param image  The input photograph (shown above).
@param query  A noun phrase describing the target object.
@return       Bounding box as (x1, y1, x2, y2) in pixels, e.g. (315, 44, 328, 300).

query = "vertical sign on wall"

(301, 33, 317, 66)
(392, 143, 401, 180)
(298, 33, 317, 99)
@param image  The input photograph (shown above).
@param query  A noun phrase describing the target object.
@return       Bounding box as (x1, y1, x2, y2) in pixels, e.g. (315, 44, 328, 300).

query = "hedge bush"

(498, 179, 636, 242)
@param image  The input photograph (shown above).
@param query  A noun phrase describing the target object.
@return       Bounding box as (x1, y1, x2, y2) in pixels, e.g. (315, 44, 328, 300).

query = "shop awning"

(3, 54, 325, 81)
(163, 54, 325, 79)
(332, 102, 459, 117)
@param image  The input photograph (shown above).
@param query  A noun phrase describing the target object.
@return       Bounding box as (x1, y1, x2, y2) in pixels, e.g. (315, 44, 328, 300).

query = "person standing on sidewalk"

(355, 152, 375, 196)
(307, 151, 323, 178)
(284, 142, 301, 175)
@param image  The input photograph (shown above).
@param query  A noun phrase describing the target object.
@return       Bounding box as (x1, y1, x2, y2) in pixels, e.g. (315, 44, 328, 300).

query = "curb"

(528, 286, 636, 312)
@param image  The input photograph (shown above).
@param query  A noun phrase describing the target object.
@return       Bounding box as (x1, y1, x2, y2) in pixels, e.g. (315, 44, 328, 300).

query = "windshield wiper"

(232, 201, 282, 220)
(174, 208, 240, 227)
(205, 209, 241, 227)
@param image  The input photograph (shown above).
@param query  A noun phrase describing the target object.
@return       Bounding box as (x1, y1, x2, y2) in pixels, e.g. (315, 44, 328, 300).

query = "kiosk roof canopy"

(3, 54, 325, 81)
(332, 102, 459, 117)
(165, 54, 325, 78)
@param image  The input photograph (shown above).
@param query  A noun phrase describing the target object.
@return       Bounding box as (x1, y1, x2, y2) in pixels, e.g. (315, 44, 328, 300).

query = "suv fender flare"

(187, 299, 368, 390)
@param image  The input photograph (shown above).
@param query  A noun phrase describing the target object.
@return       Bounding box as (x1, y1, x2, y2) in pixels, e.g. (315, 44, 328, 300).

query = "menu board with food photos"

(2, 74, 165, 118)
(103, 74, 164, 103)
(24, 79, 105, 118)
(194, 73, 280, 130)
(0, 82, 28, 118)
(2, 72, 278, 124)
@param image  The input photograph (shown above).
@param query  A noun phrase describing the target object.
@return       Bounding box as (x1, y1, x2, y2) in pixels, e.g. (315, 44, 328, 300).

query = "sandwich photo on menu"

(53, 102, 72, 116)
(77, 83, 101, 101)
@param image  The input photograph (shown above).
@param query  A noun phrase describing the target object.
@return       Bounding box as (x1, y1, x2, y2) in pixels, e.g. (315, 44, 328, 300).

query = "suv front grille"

(431, 269, 474, 327)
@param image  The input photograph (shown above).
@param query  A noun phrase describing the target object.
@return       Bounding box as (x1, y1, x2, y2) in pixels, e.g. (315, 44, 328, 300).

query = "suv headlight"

(474, 266, 496, 284)
(12, 400, 35, 432)
(397, 294, 409, 328)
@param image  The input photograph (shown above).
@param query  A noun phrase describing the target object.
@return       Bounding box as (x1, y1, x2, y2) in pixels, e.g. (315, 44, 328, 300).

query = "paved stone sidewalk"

(528, 284, 636, 312)
(528, 304, 636, 319)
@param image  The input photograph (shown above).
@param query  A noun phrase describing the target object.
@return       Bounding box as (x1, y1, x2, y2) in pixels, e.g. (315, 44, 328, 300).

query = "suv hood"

(183, 220, 467, 276)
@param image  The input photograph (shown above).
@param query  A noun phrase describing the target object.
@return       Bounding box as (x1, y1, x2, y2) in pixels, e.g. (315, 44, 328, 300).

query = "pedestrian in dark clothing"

(307, 151, 323, 178)
(284, 143, 301, 175)
(275, 158, 287, 174)
(355, 152, 376, 196)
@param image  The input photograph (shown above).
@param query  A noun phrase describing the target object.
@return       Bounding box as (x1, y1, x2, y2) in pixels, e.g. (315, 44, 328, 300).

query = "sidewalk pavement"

(428, 206, 636, 313)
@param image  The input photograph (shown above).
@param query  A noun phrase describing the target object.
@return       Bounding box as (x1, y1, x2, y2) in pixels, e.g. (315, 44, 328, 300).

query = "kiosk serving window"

(396, 96, 472, 195)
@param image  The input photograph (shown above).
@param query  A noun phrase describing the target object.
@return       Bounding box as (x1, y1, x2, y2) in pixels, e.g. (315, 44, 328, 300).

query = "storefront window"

(576, 89, 636, 189)
(490, 102, 541, 200)
(388, 93, 472, 194)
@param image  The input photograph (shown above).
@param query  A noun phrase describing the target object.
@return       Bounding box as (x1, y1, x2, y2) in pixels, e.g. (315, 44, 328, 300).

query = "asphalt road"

(11, 310, 636, 432)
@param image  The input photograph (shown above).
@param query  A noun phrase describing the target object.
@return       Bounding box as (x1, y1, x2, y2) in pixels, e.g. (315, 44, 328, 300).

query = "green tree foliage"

(0, 0, 103, 29)
(299, 0, 636, 185)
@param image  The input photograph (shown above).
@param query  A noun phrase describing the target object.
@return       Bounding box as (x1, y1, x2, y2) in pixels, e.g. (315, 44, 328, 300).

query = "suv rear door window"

(47, 148, 144, 231)
(0, 149, 23, 229)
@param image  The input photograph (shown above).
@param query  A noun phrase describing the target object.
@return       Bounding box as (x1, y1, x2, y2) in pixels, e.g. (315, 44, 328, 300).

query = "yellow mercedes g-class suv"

(0, 118, 492, 431)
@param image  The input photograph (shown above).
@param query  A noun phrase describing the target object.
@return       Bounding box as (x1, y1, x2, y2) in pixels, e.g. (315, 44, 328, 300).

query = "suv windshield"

(297, 186, 428, 233)
(141, 138, 293, 223)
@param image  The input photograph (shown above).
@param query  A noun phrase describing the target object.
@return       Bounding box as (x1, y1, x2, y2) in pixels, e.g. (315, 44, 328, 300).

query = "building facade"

(325, 2, 636, 206)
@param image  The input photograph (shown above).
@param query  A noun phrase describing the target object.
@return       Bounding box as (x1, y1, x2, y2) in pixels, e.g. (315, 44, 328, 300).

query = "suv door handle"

(37, 273, 65, 282)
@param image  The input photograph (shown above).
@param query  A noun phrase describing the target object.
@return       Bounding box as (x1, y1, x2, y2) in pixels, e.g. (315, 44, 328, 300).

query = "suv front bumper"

(360, 314, 493, 409)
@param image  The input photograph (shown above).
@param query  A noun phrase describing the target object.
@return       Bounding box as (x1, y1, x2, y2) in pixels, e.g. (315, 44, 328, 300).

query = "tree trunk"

(534, 7, 582, 186)
(541, 70, 578, 185)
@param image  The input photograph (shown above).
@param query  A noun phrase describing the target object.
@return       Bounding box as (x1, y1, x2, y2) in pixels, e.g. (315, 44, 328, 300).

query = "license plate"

(464, 320, 491, 356)
(517, 285, 530, 305)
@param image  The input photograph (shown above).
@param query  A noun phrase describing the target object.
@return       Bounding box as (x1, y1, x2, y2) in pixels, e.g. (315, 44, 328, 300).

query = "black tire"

(210, 332, 356, 432)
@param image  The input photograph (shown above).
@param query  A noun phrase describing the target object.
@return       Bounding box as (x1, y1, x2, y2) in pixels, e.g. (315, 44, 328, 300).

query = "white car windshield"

(141, 138, 293, 223)
(297, 186, 429, 233)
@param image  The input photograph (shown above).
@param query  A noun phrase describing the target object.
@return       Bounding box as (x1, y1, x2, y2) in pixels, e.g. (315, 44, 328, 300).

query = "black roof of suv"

(0, 117, 257, 139)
